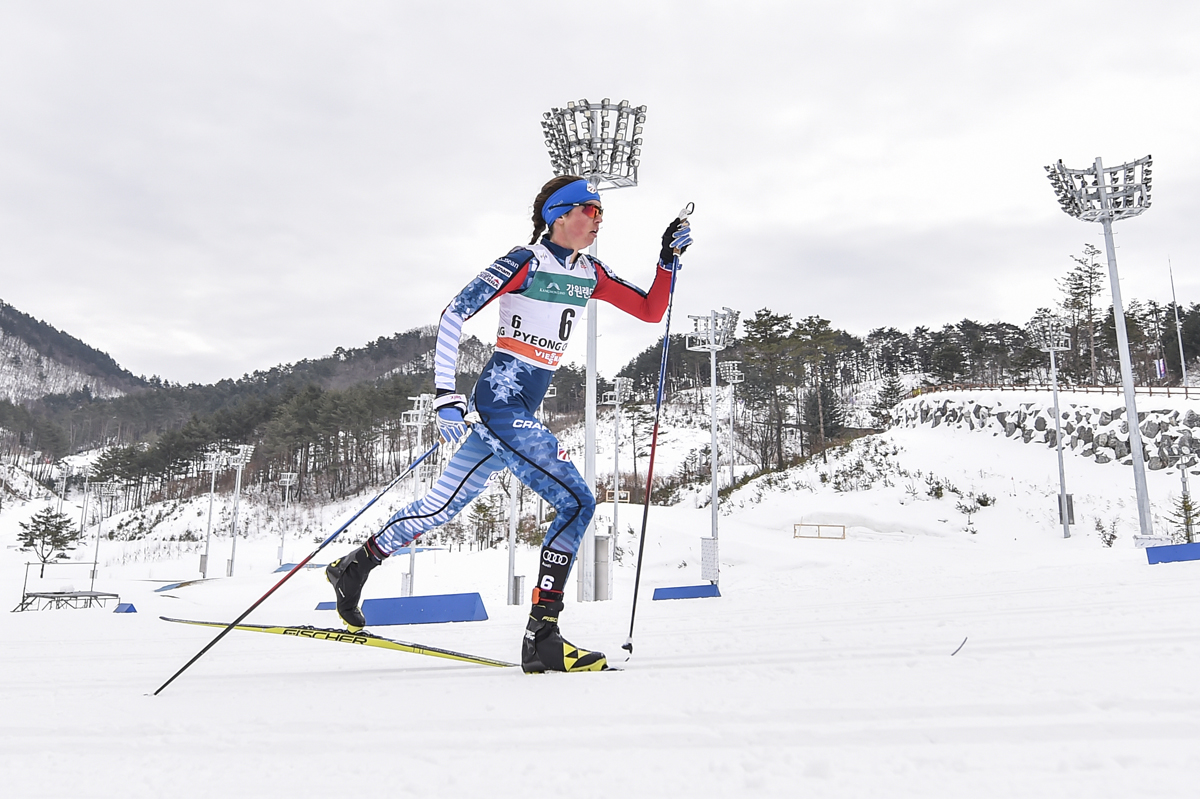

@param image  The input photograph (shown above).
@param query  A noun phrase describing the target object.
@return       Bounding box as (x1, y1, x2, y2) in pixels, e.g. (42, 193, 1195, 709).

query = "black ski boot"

(325, 539, 385, 630)
(521, 589, 608, 673)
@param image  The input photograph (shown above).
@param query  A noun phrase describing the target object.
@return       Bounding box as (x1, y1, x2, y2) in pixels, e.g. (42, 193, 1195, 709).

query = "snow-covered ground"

(4, 398, 1200, 798)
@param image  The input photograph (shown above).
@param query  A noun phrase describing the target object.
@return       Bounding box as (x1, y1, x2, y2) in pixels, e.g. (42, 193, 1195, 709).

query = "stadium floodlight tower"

(1029, 310, 1073, 539)
(542, 98, 646, 601)
(1045, 154, 1160, 544)
(687, 307, 740, 585)
(400, 393, 434, 597)
(277, 472, 298, 566)
(718, 361, 744, 487)
(89, 482, 121, 592)
(200, 448, 230, 578)
(226, 444, 255, 577)
(600, 376, 633, 601)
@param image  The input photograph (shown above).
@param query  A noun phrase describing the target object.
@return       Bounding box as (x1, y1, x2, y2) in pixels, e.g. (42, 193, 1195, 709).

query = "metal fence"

(913, 383, 1198, 401)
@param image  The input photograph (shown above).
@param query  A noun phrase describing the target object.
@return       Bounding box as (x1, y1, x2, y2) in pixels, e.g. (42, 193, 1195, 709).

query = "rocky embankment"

(895, 392, 1200, 469)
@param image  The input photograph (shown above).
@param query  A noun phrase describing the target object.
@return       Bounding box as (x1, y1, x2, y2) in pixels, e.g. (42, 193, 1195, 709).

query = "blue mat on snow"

(315, 592, 487, 625)
(652, 584, 721, 600)
(1146, 542, 1200, 565)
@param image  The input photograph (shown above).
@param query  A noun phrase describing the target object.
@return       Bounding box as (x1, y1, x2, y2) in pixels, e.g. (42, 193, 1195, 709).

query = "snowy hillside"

(0, 328, 127, 403)
(3, 391, 1200, 797)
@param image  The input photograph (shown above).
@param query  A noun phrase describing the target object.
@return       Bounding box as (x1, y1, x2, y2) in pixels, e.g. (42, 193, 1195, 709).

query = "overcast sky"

(2, 1, 1198, 385)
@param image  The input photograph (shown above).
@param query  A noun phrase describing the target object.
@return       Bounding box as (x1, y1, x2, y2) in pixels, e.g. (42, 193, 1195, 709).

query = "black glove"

(658, 218, 693, 267)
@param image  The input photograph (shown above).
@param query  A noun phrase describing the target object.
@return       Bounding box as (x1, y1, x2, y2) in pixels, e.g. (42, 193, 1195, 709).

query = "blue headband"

(541, 179, 601, 227)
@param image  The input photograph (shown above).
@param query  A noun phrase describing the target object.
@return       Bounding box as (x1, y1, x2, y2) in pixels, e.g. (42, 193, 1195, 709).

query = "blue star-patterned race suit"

(371, 237, 671, 575)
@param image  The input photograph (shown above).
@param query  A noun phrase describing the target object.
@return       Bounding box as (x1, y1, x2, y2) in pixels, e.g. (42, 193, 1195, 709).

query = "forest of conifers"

(2, 242, 1198, 514)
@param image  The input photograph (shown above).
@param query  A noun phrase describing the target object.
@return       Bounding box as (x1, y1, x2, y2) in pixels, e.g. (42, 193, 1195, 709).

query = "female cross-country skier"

(326, 175, 692, 673)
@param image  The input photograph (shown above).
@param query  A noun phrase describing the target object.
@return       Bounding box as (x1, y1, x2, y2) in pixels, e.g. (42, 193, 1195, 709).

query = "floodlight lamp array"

(718, 361, 745, 384)
(1028, 310, 1071, 352)
(229, 444, 255, 467)
(203, 449, 230, 472)
(686, 308, 740, 352)
(603, 378, 633, 405)
(542, 98, 646, 189)
(402, 393, 435, 427)
(1044, 155, 1152, 222)
(1163, 444, 1197, 467)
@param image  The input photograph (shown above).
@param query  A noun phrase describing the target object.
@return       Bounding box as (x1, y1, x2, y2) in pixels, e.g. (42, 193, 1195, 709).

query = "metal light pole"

(1170, 259, 1189, 389)
(89, 482, 121, 592)
(686, 308, 739, 585)
(1163, 444, 1196, 542)
(78, 467, 91, 543)
(599, 377, 632, 602)
(506, 475, 521, 605)
(718, 361, 744, 488)
(226, 444, 254, 577)
(1046, 154, 1159, 544)
(1031, 310, 1072, 538)
(542, 98, 646, 601)
(200, 449, 229, 578)
(400, 393, 433, 597)
(56, 463, 71, 515)
(278, 472, 298, 565)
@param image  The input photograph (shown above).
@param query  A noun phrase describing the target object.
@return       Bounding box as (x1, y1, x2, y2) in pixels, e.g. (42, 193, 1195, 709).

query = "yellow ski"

(160, 616, 517, 668)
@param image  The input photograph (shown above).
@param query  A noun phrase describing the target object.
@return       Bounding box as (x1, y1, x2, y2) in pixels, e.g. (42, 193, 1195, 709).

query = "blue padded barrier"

(1146, 542, 1200, 565)
(316, 592, 487, 625)
(114, 603, 137, 613)
(652, 584, 721, 600)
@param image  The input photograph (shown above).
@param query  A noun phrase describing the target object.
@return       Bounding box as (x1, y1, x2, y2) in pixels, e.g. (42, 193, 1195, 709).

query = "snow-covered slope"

(3, 393, 1200, 798)
(0, 329, 127, 403)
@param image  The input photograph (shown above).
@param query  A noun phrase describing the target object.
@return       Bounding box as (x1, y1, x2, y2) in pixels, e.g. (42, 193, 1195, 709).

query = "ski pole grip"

(672, 203, 694, 258)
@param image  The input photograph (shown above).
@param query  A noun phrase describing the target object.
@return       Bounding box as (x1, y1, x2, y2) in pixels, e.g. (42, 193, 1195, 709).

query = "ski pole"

(152, 442, 440, 695)
(623, 203, 692, 658)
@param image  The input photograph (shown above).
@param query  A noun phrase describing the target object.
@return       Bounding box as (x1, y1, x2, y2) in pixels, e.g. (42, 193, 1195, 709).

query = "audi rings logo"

(542, 550, 570, 567)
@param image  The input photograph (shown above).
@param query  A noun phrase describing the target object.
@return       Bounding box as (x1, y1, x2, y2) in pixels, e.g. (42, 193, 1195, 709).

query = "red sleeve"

(591, 263, 671, 323)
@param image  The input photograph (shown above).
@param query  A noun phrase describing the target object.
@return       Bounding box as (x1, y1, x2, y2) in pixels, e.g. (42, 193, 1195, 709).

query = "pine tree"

(467, 497, 501, 549)
(870, 373, 908, 427)
(1059, 243, 1106, 384)
(804, 383, 843, 447)
(1167, 492, 1198, 544)
(793, 316, 842, 458)
(18, 507, 81, 576)
(742, 309, 797, 470)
